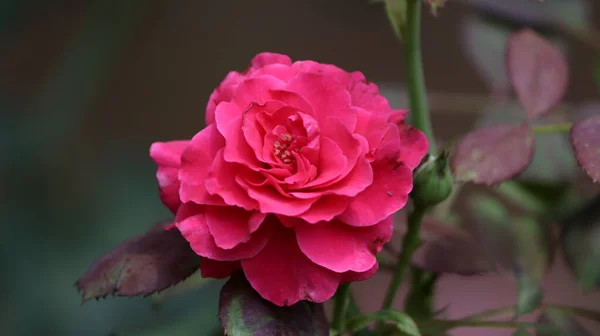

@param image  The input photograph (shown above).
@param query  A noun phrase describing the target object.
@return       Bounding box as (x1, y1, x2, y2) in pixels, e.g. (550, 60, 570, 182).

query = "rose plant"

(75, 0, 600, 335)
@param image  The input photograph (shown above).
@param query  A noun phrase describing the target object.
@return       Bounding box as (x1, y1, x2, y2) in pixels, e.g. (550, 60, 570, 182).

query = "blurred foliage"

(1, 0, 221, 335)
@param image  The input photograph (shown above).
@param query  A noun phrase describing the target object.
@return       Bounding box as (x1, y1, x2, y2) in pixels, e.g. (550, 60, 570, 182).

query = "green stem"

(381, 206, 426, 310)
(532, 123, 572, 134)
(332, 283, 351, 333)
(402, 0, 436, 154)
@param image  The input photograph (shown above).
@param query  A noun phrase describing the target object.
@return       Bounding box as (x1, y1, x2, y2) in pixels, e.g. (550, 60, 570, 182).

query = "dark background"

(2, 1, 599, 335)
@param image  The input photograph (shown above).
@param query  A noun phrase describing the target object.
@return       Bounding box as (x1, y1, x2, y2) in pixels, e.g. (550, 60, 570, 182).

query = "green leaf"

(517, 272, 543, 316)
(561, 196, 600, 290)
(346, 310, 421, 336)
(537, 308, 592, 336)
(75, 220, 201, 303)
(513, 217, 551, 315)
(219, 274, 328, 336)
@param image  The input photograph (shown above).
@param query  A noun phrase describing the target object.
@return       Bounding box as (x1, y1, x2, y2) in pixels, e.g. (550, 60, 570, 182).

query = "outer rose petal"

(150, 140, 189, 213)
(206, 71, 244, 125)
(341, 263, 379, 283)
(347, 72, 393, 113)
(338, 161, 413, 227)
(200, 259, 240, 279)
(398, 126, 429, 170)
(179, 125, 226, 205)
(250, 52, 292, 69)
(241, 227, 341, 307)
(295, 216, 393, 273)
(176, 207, 273, 261)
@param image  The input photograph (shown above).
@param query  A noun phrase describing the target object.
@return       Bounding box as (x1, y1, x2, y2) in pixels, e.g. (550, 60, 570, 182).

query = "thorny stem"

(402, 0, 436, 154)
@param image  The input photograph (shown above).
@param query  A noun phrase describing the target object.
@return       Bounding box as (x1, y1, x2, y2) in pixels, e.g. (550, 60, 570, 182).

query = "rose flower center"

(274, 132, 297, 164)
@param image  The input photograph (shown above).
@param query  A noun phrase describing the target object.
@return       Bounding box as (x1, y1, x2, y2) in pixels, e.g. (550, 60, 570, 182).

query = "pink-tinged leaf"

(219, 273, 329, 336)
(450, 123, 535, 184)
(75, 221, 201, 303)
(507, 29, 569, 120)
(571, 115, 600, 183)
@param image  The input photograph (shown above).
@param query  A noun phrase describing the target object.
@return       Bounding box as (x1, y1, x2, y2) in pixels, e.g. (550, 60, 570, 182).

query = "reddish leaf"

(219, 273, 329, 336)
(75, 222, 201, 303)
(507, 29, 569, 120)
(571, 115, 600, 182)
(450, 123, 535, 184)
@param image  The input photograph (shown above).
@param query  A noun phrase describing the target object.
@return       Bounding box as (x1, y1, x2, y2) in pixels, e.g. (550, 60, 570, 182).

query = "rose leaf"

(75, 222, 201, 303)
(218, 273, 329, 336)
(506, 29, 569, 120)
(570, 115, 600, 183)
(450, 123, 534, 185)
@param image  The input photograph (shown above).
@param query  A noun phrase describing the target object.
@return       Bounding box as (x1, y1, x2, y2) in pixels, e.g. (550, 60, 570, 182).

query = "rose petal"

(176, 206, 273, 261)
(295, 217, 393, 273)
(269, 90, 316, 117)
(241, 227, 341, 306)
(398, 126, 429, 170)
(302, 118, 366, 189)
(232, 75, 286, 110)
(347, 73, 393, 113)
(206, 71, 244, 125)
(242, 101, 286, 162)
(150, 140, 189, 213)
(205, 206, 265, 249)
(200, 259, 240, 279)
(150, 141, 189, 166)
(179, 125, 226, 206)
(338, 161, 413, 227)
(290, 156, 373, 198)
(250, 52, 292, 69)
(341, 263, 379, 283)
(286, 72, 357, 132)
(205, 149, 259, 211)
(298, 136, 347, 189)
(298, 195, 351, 224)
(236, 174, 316, 216)
(215, 102, 261, 168)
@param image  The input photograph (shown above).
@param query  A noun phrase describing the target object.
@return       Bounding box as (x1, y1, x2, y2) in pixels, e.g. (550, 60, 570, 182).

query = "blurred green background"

(2, 1, 599, 335)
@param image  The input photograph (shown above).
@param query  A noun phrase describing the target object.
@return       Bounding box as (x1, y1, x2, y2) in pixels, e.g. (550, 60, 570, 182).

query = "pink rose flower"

(150, 52, 428, 306)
